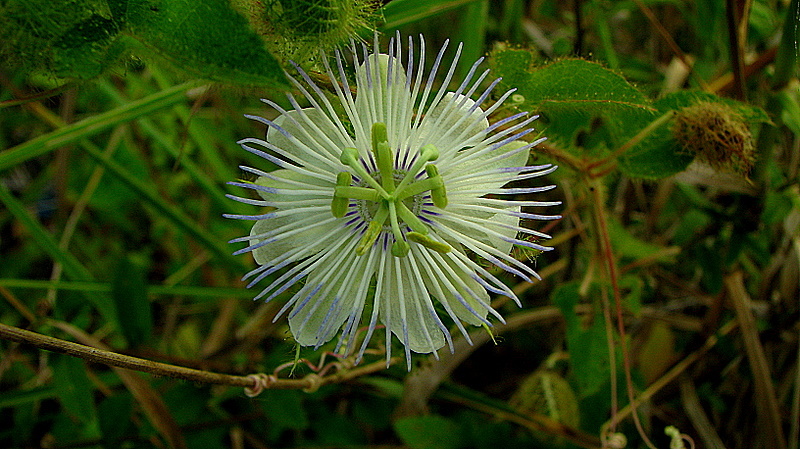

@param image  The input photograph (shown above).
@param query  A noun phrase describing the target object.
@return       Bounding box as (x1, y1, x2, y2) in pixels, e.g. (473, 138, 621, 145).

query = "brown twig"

(725, 271, 787, 449)
(0, 322, 396, 395)
(0, 322, 255, 388)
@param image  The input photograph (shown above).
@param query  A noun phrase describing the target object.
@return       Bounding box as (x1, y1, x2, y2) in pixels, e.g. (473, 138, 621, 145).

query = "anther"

(371, 123, 395, 192)
(425, 164, 448, 208)
(395, 203, 428, 234)
(356, 204, 389, 255)
(407, 232, 451, 253)
(331, 172, 352, 218)
(388, 202, 409, 257)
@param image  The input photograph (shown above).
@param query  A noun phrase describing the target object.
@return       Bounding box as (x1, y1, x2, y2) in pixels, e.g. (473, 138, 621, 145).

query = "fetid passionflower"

(226, 33, 560, 369)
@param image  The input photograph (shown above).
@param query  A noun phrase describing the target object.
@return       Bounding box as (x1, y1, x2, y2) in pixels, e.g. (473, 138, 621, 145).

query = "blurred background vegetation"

(0, 0, 799, 448)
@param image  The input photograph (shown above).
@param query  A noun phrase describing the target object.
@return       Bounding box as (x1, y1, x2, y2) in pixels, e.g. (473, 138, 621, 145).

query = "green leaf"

(0, 278, 256, 299)
(53, 355, 101, 437)
(98, 394, 134, 442)
(607, 217, 678, 263)
(0, 386, 57, 409)
(778, 88, 800, 135)
(552, 282, 610, 398)
(490, 55, 655, 152)
(0, 0, 127, 79)
(394, 415, 462, 449)
(112, 255, 152, 346)
(260, 389, 309, 437)
(126, 0, 286, 87)
(773, 0, 800, 88)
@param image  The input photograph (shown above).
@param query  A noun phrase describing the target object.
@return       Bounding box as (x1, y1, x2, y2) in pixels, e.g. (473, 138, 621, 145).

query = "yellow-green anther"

(396, 202, 428, 234)
(407, 232, 451, 253)
(335, 186, 380, 201)
(340, 147, 390, 198)
(340, 147, 360, 165)
(331, 172, 352, 217)
(356, 220, 383, 255)
(371, 123, 395, 192)
(371, 122, 388, 154)
(419, 144, 439, 161)
(356, 203, 389, 255)
(426, 164, 448, 208)
(377, 141, 395, 191)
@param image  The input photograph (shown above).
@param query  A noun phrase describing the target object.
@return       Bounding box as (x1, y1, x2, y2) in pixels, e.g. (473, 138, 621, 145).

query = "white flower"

(226, 33, 560, 369)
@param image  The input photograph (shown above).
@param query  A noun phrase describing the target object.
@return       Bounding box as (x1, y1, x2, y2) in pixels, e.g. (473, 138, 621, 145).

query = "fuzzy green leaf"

(126, 0, 286, 87)
(0, 0, 126, 79)
(490, 55, 655, 153)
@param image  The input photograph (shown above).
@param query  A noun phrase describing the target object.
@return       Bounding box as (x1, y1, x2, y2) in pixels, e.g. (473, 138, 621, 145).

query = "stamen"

(395, 174, 444, 200)
(395, 202, 428, 234)
(334, 186, 380, 201)
(407, 232, 452, 253)
(356, 203, 389, 255)
(331, 172, 352, 217)
(425, 164, 448, 208)
(371, 123, 395, 194)
(333, 124, 452, 257)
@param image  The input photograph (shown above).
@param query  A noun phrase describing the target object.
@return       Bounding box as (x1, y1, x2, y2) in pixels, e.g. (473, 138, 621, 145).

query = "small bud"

(673, 102, 755, 174)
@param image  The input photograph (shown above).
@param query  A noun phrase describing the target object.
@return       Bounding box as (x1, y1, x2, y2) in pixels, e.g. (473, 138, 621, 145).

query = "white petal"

(289, 239, 368, 348)
(249, 169, 338, 265)
(434, 205, 521, 256)
(418, 92, 490, 154)
(380, 253, 446, 354)
(418, 248, 491, 327)
(267, 108, 351, 162)
(446, 140, 531, 193)
(254, 168, 332, 199)
(354, 53, 413, 146)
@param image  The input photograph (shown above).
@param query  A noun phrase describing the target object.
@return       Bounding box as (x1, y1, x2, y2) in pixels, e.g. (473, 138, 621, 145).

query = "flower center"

(331, 122, 451, 257)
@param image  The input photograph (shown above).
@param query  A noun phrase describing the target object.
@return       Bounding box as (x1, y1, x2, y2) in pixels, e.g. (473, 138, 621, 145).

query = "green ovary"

(332, 122, 450, 257)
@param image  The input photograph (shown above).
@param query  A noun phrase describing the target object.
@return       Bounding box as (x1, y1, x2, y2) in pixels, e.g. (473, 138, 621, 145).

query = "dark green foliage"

(112, 255, 152, 346)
